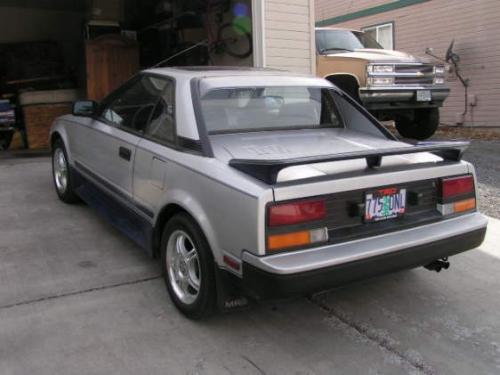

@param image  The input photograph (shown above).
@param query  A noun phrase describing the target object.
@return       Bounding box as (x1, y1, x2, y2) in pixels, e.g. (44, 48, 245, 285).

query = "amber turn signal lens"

(453, 198, 476, 213)
(268, 231, 310, 251)
(267, 228, 329, 252)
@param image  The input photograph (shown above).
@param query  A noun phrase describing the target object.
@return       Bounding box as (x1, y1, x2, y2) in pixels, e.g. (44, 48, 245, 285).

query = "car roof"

(144, 66, 316, 79)
(315, 27, 362, 32)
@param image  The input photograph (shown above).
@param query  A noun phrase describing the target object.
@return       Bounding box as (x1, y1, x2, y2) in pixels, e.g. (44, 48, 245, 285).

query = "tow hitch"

(425, 258, 450, 272)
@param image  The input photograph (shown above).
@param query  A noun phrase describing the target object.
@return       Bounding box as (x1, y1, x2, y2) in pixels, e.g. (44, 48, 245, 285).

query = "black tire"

(51, 139, 80, 204)
(0, 130, 13, 150)
(395, 108, 440, 140)
(161, 213, 217, 320)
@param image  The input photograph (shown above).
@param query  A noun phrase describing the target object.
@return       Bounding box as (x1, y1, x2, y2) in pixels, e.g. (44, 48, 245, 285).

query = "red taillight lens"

(268, 199, 326, 227)
(441, 175, 474, 200)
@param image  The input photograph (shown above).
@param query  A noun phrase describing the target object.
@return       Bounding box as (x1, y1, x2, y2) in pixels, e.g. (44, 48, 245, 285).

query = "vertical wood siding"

(264, 0, 315, 74)
(315, 0, 500, 127)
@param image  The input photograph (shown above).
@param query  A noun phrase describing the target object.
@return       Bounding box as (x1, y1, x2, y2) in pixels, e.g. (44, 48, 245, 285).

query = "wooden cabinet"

(85, 35, 139, 101)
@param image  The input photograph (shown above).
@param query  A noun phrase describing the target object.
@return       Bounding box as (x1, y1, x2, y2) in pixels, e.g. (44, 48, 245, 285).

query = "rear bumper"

(241, 213, 487, 299)
(359, 87, 450, 110)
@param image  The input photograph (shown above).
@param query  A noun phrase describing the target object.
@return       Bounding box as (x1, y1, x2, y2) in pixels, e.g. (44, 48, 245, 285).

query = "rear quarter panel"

(146, 151, 273, 266)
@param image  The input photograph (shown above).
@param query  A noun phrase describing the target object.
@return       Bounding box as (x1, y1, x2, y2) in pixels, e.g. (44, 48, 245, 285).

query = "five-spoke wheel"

(51, 139, 79, 203)
(161, 213, 216, 319)
(166, 230, 201, 305)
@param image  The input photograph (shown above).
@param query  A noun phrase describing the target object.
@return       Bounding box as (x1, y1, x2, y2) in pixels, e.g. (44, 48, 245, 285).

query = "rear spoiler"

(229, 141, 469, 185)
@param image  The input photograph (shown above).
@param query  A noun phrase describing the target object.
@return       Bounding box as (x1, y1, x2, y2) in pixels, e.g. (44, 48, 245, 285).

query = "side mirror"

(72, 100, 97, 117)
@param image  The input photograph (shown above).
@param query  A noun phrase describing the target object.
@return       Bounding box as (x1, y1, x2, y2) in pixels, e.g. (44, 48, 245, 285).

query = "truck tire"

(161, 213, 217, 320)
(395, 108, 439, 140)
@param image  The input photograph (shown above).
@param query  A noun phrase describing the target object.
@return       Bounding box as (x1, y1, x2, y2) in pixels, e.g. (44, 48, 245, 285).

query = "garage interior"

(0, 0, 253, 151)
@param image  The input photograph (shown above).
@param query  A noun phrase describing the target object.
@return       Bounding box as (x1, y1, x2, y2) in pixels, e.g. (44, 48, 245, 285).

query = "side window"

(361, 22, 394, 50)
(102, 76, 167, 132)
(145, 80, 176, 144)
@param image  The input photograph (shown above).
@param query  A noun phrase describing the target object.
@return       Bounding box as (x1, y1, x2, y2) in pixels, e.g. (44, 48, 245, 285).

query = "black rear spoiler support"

(229, 141, 469, 185)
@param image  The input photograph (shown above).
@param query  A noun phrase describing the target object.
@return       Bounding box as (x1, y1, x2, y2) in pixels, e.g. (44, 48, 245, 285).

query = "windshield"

(199, 86, 343, 134)
(316, 29, 383, 54)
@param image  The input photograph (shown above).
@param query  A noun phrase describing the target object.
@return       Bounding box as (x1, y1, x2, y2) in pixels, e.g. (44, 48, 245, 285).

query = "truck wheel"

(52, 139, 80, 203)
(161, 213, 216, 320)
(395, 108, 439, 140)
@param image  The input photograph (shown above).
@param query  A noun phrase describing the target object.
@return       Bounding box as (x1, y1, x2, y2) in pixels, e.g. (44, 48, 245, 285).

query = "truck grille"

(395, 64, 434, 85)
(395, 64, 434, 74)
(395, 76, 434, 85)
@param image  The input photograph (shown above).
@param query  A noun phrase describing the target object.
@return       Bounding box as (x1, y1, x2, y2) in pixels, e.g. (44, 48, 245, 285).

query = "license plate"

(416, 90, 431, 102)
(365, 188, 406, 222)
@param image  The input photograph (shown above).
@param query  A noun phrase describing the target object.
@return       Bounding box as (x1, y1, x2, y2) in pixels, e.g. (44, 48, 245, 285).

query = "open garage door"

(0, 0, 254, 149)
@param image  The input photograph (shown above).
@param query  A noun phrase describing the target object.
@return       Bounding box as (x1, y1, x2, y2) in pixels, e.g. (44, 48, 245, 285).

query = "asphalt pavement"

(1, 157, 499, 375)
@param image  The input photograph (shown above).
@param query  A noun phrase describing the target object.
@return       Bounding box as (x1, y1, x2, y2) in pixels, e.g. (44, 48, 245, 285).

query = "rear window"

(199, 86, 343, 134)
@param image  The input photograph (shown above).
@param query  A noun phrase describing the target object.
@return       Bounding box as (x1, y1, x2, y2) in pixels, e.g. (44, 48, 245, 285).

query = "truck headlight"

(367, 65, 394, 74)
(434, 65, 445, 75)
(434, 77, 445, 85)
(367, 77, 394, 86)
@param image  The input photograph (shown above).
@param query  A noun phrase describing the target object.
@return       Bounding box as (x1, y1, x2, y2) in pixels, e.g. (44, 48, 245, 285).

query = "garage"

(0, 0, 315, 152)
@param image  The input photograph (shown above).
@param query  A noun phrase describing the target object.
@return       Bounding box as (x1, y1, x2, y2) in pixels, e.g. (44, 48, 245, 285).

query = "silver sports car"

(50, 67, 487, 319)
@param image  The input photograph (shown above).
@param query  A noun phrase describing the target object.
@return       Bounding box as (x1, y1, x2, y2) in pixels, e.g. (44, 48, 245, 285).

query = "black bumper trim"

(241, 228, 486, 300)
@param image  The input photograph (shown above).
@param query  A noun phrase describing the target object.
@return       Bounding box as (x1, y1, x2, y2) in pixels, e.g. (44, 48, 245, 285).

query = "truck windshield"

(200, 86, 343, 134)
(316, 29, 383, 54)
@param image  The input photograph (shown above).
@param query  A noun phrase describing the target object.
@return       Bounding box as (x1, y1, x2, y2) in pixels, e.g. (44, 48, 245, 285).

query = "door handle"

(119, 146, 132, 161)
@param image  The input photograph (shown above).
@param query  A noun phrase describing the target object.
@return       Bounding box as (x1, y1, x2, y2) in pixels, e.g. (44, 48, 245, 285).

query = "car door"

(75, 75, 162, 202)
(133, 76, 177, 215)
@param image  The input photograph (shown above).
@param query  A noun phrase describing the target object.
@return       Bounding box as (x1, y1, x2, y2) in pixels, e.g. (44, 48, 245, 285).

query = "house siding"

(264, 0, 316, 74)
(315, 0, 500, 127)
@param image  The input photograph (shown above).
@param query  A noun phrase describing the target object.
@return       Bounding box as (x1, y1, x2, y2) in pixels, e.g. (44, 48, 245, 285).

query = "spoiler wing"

(229, 141, 469, 185)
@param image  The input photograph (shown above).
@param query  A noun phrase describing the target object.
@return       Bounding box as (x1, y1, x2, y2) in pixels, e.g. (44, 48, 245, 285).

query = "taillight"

(438, 175, 476, 215)
(267, 228, 328, 252)
(268, 199, 326, 227)
(441, 175, 474, 200)
(267, 199, 328, 252)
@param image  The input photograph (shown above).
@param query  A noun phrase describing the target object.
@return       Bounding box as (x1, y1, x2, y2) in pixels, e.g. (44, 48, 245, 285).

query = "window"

(199, 86, 343, 134)
(102, 76, 168, 132)
(316, 29, 383, 53)
(362, 22, 394, 50)
(145, 80, 176, 144)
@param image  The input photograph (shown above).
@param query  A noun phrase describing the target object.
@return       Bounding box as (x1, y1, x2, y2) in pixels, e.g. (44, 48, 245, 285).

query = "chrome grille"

(395, 64, 435, 85)
(395, 76, 434, 85)
(395, 64, 434, 74)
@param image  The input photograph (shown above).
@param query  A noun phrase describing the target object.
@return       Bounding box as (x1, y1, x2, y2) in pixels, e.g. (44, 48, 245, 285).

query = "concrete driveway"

(1, 157, 499, 375)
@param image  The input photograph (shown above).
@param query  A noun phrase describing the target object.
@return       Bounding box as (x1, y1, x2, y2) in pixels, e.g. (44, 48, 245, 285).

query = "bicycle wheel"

(217, 23, 252, 59)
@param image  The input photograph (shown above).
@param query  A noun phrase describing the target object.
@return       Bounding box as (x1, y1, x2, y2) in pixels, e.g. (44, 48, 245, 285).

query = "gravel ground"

(462, 140, 500, 219)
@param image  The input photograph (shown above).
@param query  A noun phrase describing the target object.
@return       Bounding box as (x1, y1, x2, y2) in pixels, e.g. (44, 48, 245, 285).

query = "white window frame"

(362, 22, 394, 50)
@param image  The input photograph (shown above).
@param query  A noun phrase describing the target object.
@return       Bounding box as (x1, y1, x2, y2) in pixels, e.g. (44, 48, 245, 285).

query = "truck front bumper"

(241, 213, 487, 299)
(359, 86, 450, 110)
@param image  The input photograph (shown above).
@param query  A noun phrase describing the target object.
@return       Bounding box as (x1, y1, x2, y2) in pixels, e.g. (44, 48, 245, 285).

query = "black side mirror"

(72, 100, 97, 117)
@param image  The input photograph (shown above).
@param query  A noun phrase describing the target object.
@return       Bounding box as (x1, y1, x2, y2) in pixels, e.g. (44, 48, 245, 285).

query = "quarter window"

(102, 76, 168, 132)
(145, 80, 176, 144)
(362, 22, 394, 50)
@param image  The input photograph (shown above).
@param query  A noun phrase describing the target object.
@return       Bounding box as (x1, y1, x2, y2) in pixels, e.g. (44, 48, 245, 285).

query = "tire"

(395, 108, 440, 140)
(0, 130, 13, 151)
(161, 213, 217, 320)
(52, 139, 80, 204)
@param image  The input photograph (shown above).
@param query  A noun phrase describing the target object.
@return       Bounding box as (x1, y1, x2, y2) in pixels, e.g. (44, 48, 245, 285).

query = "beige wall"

(259, 0, 315, 74)
(315, 0, 500, 127)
